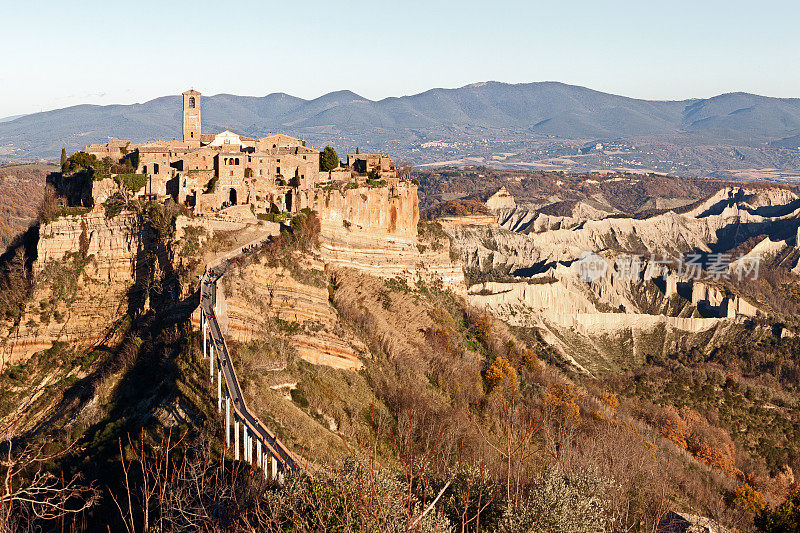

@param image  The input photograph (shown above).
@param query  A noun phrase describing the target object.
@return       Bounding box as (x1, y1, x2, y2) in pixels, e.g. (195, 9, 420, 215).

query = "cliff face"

(318, 182, 419, 242)
(445, 186, 798, 373)
(1, 209, 147, 366)
(317, 183, 464, 292)
(213, 255, 366, 371)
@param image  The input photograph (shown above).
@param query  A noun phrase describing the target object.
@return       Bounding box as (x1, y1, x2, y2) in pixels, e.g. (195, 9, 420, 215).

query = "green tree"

(63, 151, 97, 174)
(755, 485, 800, 532)
(319, 145, 339, 172)
(91, 157, 113, 181)
(60, 148, 67, 173)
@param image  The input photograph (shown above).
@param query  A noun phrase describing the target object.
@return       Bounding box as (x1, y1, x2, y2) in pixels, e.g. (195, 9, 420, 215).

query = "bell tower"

(182, 89, 201, 144)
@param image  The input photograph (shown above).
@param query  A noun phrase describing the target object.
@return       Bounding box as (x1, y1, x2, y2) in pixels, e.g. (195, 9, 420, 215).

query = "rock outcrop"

(485, 187, 516, 211)
(318, 183, 465, 292)
(1, 209, 147, 366)
(447, 186, 793, 371)
(215, 256, 366, 371)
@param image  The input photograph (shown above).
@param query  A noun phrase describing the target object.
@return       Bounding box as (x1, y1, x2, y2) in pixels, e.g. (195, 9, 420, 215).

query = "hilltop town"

(82, 90, 401, 218)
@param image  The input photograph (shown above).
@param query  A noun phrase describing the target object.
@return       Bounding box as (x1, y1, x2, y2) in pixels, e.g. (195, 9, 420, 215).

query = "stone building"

(347, 153, 396, 177)
(85, 89, 401, 217)
(86, 90, 328, 215)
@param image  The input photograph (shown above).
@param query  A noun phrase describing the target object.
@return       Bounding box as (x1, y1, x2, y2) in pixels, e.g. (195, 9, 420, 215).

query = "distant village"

(83, 90, 401, 217)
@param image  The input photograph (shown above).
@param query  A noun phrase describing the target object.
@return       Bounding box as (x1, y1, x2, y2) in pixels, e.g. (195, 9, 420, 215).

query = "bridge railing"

(199, 245, 303, 479)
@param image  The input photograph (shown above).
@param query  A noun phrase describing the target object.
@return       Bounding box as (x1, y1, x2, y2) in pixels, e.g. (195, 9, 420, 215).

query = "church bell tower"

(182, 89, 201, 144)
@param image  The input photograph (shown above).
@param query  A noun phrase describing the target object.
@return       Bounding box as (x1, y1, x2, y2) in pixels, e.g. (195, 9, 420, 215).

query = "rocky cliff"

(318, 182, 465, 292)
(213, 254, 366, 371)
(443, 186, 796, 372)
(1, 209, 148, 366)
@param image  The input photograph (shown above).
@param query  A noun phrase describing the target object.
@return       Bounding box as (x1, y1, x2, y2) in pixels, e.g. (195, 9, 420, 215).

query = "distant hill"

(2, 81, 800, 176)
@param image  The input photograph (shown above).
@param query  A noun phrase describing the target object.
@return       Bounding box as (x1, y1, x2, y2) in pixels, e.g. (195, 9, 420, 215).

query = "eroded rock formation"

(318, 183, 465, 292)
(1, 209, 148, 366)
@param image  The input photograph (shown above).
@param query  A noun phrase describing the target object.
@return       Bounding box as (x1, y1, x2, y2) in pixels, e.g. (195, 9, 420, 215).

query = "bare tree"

(0, 438, 99, 532)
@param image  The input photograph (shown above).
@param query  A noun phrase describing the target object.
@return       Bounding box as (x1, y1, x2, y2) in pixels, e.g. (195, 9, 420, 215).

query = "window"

(303, 155, 306, 159)
(230, 170, 234, 176)
(188, 96, 195, 109)
(235, 158, 239, 165)
(190, 132, 194, 138)
(276, 167, 280, 174)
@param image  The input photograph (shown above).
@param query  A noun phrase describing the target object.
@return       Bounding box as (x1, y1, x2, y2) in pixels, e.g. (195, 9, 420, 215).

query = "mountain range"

(2, 81, 800, 176)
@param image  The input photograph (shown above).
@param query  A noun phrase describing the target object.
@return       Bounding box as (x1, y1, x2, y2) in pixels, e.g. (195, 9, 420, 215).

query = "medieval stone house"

(85, 90, 348, 215)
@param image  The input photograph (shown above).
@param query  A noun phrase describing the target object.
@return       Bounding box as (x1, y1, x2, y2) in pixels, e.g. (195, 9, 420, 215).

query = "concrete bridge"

(199, 229, 302, 479)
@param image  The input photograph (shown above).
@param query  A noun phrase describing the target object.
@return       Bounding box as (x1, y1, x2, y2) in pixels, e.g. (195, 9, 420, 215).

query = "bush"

(494, 467, 612, 533)
(63, 151, 97, 174)
(116, 173, 147, 193)
(755, 483, 800, 532)
(289, 208, 321, 249)
(103, 193, 127, 219)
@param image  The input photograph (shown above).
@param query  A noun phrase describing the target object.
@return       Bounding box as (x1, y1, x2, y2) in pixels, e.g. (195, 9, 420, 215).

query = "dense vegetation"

(2, 177, 800, 532)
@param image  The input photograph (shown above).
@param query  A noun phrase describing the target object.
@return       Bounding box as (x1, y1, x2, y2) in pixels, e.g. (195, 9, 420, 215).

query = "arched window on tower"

(188, 96, 195, 109)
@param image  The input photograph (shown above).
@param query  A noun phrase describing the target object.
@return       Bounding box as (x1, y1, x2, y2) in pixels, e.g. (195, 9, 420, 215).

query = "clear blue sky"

(1, 0, 798, 118)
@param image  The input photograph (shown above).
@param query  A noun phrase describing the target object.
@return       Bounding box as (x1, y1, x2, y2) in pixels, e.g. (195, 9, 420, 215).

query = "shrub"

(728, 483, 768, 514)
(755, 483, 800, 532)
(495, 467, 612, 533)
(102, 193, 127, 219)
(485, 356, 517, 391)
(63, 151, 97, 174)
(290, 208, 321, 249)
(116, 173, 147, 193)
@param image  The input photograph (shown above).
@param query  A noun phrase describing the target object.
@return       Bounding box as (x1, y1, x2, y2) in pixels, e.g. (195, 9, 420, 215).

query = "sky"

(1, 0, 798, 118)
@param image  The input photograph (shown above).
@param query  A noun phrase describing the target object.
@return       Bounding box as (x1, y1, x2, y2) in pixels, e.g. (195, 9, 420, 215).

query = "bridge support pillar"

(271, 455, 278, 481)
(202, 310, 207, 359)
(210, 348, 214, 379)
(225, 397, 230, 448)
(234, 419, 240, 460)
(257, 440, 262, 470)
(217, 371, 222, 412)
(244, 427, 249, 462)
